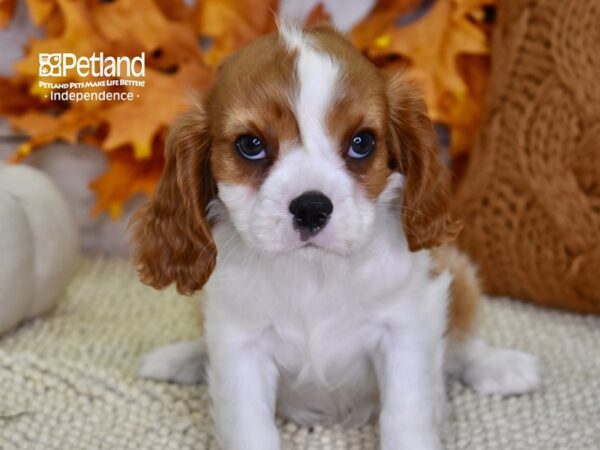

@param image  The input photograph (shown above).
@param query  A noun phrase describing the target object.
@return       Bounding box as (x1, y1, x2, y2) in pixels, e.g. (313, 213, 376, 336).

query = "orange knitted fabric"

(453, 0, 600, 314)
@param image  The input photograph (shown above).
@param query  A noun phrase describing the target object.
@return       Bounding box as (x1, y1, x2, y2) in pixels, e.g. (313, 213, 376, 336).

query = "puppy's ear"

(385, 73, 461, 251)
(130, 104, 217, 295)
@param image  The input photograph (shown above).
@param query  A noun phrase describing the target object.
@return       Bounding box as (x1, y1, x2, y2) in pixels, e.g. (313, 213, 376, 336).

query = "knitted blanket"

(1, 258, 598, 449)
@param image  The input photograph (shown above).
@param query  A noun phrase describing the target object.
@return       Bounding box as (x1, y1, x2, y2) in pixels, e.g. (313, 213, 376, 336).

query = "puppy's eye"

(347, 131, 375, 159)
(235, 135, 267, 160)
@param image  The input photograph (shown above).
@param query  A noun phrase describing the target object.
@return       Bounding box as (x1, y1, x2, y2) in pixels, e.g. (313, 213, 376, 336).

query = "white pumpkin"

(0, 163, 79, 334)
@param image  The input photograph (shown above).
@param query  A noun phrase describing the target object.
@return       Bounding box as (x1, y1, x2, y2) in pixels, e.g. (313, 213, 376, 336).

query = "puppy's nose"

(289, 191, 333, 239)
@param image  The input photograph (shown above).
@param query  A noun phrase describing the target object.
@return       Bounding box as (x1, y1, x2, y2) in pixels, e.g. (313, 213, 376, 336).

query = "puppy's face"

(209, 27, 391, 255)
(131, 26, 460, 295)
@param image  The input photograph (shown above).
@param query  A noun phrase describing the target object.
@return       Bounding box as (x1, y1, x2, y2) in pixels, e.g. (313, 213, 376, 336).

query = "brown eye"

(347, 131, 375, 159)
(235, 135, 267, 160)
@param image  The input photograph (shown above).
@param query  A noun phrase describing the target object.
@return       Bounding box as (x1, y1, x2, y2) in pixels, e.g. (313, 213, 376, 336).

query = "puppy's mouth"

(301, 242, 318, 249)
(297, 240, 341, 256)
(294, 241, 327, 258)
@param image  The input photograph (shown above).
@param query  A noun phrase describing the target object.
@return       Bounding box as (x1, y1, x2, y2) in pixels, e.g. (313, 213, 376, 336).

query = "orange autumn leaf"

(154, 0, 192, 22)
(449, 54, 489, 155)
(0, 77, 44, 115)
(351, 0, 421, 46)
(100, 64, 213, 159)
(4, 0, 215, 214)
(90, 144, 164, 218)
(194, 0, 278, 66)
(353, 0, 492, 156)
(9, 107, 100, 160)
(25, 0, 57, 26)
(0, 0, 16, 28)
(39, 4, 65, 38)
(305, 3, 332, 27)
(91, 0, 202, 65)
(16, 0, 114, 94)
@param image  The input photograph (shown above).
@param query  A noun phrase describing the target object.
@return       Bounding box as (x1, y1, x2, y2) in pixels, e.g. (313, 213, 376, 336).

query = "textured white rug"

(1, 258, 599, 449)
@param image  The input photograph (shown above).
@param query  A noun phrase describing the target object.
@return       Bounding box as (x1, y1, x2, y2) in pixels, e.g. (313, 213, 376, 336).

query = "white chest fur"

(203, 206, 450, 427)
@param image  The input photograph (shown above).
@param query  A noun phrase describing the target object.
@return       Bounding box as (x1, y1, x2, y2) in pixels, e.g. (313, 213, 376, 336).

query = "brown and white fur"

(131, 25, 541, 450)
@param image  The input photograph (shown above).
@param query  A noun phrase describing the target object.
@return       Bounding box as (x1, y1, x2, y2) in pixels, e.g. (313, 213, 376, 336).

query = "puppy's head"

(130, 25, 460, 295)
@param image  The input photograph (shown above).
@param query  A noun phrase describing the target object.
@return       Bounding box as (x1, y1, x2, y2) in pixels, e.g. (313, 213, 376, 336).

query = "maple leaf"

(450, 53, 489, 155)
(15, 0, 115, 102)
(351, 0, 422, 47)
(24, 0, 57, 26)
(0, 0, 16, 28)
(154, 0, 192, 22)
(100, 64, 213, 159)
(353, 0, 493, 156)
(0, 77, 44, 115)
(8, 106, 100, 161)
(305, 3, 332, 27)
(90, 0, 203, 67)
(3, 0, 213, 212)
(90, 143, 165, 219)
(194, 0, 278, 66)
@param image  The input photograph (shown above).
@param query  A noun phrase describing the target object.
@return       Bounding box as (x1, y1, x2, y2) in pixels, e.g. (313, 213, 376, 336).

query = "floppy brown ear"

(129, 105, 217, 295)
(385, 73, 462, 251)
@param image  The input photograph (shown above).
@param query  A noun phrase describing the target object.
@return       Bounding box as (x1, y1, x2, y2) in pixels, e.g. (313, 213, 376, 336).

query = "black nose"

(289, 191, 333, 240)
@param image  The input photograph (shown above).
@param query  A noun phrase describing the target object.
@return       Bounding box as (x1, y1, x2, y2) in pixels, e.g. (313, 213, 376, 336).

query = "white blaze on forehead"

(279, 24, 340, 159)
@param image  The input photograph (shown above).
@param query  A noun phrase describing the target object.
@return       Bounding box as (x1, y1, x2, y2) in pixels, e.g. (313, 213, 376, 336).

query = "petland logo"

(39, 52, 145, 77)
(37, 52, 146, 103)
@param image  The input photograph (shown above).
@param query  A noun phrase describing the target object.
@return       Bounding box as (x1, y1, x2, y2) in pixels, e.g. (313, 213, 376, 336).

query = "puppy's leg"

(374, 335, 445, 450)
(373, 272, 450, 450)
(139, 339, 208, 384)
(207, 327, 280, 450)
(434, 246, 543, 395)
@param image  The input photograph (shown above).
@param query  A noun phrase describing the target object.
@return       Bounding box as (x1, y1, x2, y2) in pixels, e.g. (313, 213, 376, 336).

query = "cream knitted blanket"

(1, 258, 599, 449)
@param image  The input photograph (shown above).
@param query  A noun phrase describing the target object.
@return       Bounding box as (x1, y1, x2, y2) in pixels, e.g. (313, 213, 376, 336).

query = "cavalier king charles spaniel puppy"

(131, 24, 541, 450)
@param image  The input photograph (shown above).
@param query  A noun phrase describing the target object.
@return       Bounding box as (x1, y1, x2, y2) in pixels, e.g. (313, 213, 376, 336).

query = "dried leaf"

(0, 77, 44, 115)
(194, 0, 277, 66)
(25, 0, 57, 26)
(90, 144, 164, 218)
(9, 107, 100, 160)
(305, 3, 332, 27)
(449, 54, 489, 155)
(91, 0, 202, 66)
(15, 0, 113, 90)
(100, 64, 213, 159)
(0, 0, 16, 28)
(351, 0, 421, 47)
(353, 0, 492, 156)
(154, 0, 191, 22)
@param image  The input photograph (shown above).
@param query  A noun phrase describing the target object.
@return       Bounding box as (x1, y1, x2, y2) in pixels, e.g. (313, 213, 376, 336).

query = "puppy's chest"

(221, 251, 412, 380)
(266, 301, 381, 426)
(267, 298, 377, 386)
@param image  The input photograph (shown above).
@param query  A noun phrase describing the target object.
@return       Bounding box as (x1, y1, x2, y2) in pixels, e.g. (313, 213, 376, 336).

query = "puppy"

(131, 25, 541, 450)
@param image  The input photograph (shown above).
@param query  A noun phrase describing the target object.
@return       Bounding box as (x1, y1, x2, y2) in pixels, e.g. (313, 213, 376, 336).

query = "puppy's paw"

(380, 433, 442, 450)
(139, 340, 207, 384)
(463, 347, 543, 395)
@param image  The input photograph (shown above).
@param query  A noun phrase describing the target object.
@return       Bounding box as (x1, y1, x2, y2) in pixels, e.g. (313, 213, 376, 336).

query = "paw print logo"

(39, 53, 62, 77)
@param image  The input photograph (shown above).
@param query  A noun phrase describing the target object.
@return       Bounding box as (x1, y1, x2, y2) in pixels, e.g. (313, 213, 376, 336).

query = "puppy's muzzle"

(289, 191, 333, 241)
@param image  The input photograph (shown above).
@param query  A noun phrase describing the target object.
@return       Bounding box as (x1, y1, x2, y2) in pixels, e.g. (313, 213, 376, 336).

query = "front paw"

(139, 340, 207, 384)
(380, 432, 442, 450)
(219, 431, 280, 450)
